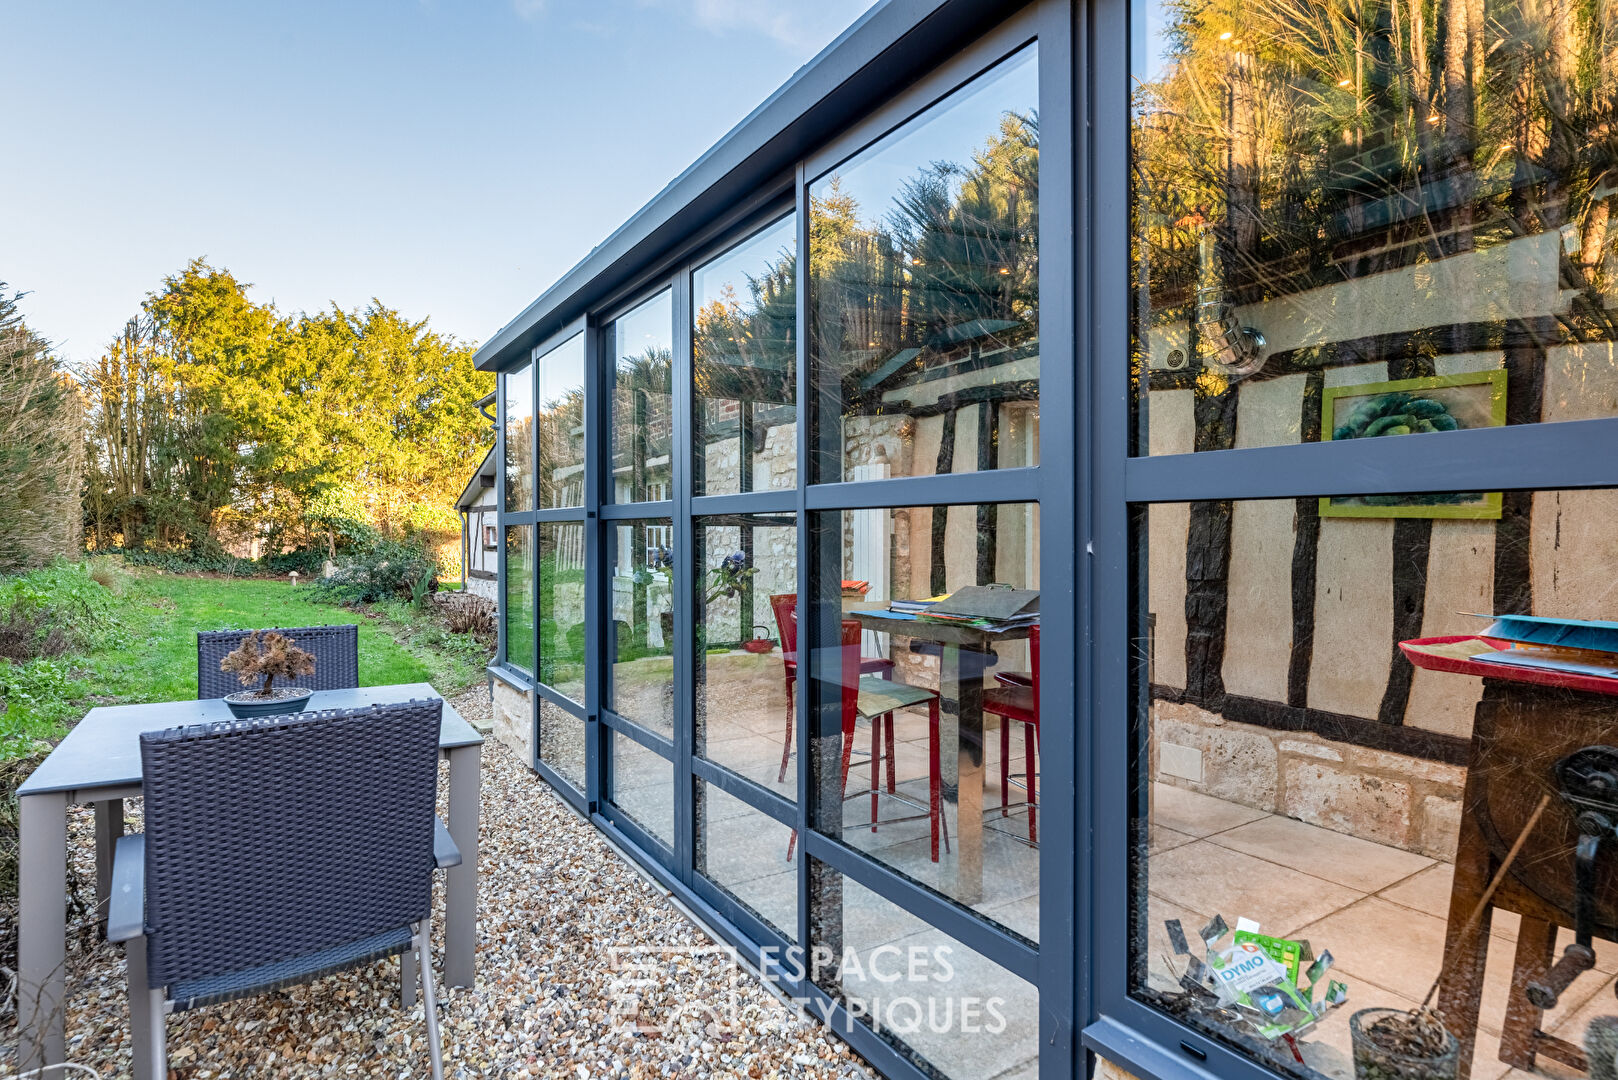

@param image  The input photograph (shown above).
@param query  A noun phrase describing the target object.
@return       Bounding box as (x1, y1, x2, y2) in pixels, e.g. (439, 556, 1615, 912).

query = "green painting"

(1320, 369, 1507, 519)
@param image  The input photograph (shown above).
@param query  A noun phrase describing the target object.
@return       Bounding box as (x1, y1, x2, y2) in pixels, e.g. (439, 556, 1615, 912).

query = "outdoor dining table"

(847, 611, 1034, 907)
(14, 682, 483, 1074)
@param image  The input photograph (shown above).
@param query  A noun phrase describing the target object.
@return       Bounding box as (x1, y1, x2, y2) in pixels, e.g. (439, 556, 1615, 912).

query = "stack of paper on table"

(915, 585, 1039, 632)
(1462, 613, 1618, 678)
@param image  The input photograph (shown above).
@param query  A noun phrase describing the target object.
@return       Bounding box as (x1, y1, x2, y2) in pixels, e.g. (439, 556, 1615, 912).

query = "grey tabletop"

(18, 683, 483, 797)
(848, 610, 1035, 647)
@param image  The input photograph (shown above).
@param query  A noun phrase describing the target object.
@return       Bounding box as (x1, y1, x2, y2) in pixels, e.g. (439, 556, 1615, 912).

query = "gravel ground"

(0, 687, 877, 1080)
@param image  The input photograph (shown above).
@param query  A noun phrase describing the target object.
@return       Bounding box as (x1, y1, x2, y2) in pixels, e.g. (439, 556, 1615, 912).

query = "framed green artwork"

(1319, 369, 1507, 519)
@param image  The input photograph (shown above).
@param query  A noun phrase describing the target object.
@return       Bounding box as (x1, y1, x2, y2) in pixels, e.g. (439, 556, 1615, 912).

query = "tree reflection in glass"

(609, 291, 674, 504)
(1132, 0, 1618, 453)
(809, 45, 1040, 484)
(535, 333, 584, 509)
(693, 215, 797, 495)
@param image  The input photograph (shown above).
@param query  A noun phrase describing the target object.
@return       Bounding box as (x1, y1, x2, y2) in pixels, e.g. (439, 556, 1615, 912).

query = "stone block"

(1348, 747, 1467, 790)
(1155, 708, 1278, 812)
(1420, 794, 1462, 861)
(1095, 1059, 1143, 1080)
(1278, 738, 1342, 762)
(1281, 760, 1413, 849)
(490, 678, 533, 761)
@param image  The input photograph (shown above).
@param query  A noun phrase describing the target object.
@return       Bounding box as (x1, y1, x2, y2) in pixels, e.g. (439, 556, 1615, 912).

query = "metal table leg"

(127, 935, 155, 1079)
(940, 644, 985, 906)
(445, 743, 481, 988)
(95, 799, 124, 929)
(18, 790, 68, 1073)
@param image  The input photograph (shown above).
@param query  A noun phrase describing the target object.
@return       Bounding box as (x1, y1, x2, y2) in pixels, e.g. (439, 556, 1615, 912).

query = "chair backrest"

(197, 625, 360, 699)
(838, 618, 863, 735)
(138, 699, 442, 989)
(769, 594, 797, 654)
(1030, 624, 1041, 714)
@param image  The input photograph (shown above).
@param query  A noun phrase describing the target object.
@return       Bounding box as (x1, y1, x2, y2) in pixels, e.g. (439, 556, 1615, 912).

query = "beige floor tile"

(1211, 815, 1434, 893)
(1147, 840, 1364, 936)
(1379, 862, 1456, 919)
(1152, 782, 1270, 837)
(1150, 824, 1197, 853)
(1295, 896, 1448, 1003)
(1377, 864, 1618, 978)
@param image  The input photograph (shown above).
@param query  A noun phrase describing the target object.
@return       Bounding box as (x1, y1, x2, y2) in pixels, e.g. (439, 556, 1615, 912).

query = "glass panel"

(694, 215, 798, 495)
(503, 524, 534, 675)
(608, 515, 676, 737)
(608, 290, 674, 504)
(503, 362, 533, 512)
(808, 45, 1039, 485)
(609, 731, 674, 851)
(809, 859, 1039, 1079)
(539, 698, 585, 793)
(697, 781, 798, 940)
(808, 503, 1040, 942)
(1132, 488, 1618, 1080)
(537, 332, 586, 509)
(538, 521, 586, 703)
(695, 514, 799, 797)
(1132, 0, 1618, 455)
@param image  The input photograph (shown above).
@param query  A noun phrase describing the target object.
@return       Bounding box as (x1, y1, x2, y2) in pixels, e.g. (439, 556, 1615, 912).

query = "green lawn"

(1, 565, 490, 755)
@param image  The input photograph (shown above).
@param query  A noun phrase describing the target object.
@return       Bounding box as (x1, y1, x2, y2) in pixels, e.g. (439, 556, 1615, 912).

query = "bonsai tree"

(219, 630, 316, 698)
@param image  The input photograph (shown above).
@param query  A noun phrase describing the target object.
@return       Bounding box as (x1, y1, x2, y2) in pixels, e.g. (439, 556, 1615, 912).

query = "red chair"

(984, 624, 1040, 844)
(786, 619, 949, 862)
(770, 593, 894, 783)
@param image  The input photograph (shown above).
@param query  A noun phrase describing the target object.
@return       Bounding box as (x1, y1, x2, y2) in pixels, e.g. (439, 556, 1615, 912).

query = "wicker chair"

(108, 699, 458, 1080)
(196, 625, 360, 699)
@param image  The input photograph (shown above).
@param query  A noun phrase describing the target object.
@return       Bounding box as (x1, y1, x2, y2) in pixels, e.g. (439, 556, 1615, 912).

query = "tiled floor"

(1146, 783, 1618, 1080)
(607, 648, 1043, 1080)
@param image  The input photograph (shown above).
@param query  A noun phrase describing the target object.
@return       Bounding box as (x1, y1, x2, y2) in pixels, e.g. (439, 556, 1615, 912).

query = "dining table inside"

(847, 610, 1034, 907)
(13, 682, 484, 1076)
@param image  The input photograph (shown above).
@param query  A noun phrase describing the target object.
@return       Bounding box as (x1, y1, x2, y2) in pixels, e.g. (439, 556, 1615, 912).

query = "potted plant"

(1349, 1008, 1458, 1080)
(705, 551, 758, 607)
(218, 630, 317, 718)
(1349, 794, 1551, 1080)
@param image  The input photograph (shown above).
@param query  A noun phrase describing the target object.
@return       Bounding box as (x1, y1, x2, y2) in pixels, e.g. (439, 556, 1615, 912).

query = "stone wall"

(490, 677, 533, 762)
(1151, 699, 1464, 859)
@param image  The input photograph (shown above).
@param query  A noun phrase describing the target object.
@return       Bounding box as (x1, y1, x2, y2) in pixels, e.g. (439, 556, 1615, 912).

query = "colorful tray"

(1399, 635, 1618, 697)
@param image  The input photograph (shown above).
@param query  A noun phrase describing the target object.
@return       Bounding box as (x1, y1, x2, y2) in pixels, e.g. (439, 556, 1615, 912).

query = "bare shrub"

(0, 606, 69, 663)
(442, 592, 496, 636)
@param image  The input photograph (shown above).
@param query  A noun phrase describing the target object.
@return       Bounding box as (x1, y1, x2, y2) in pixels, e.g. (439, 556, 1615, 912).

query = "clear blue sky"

(1, 0, 875, 363)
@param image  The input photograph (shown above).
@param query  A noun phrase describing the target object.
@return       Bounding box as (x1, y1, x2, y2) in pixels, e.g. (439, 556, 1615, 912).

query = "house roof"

(455, 446, 498, 510)
(472, 0, 1011, 373)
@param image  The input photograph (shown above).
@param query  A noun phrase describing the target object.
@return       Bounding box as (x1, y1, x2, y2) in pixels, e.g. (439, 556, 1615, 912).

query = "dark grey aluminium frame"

(483, 3, 1082, 1080)
(1081, 0, 1618, 1078)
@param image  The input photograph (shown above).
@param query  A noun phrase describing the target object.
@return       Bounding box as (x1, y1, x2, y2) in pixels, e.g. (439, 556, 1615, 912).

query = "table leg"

(95, 799, 124, 928)
(18, 790, 67, 1073)
(940, 644, 984, 906)
(401, 946, 418, 1009)
(445, 743, 481, 988)
(127, 935, 154, 1078)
